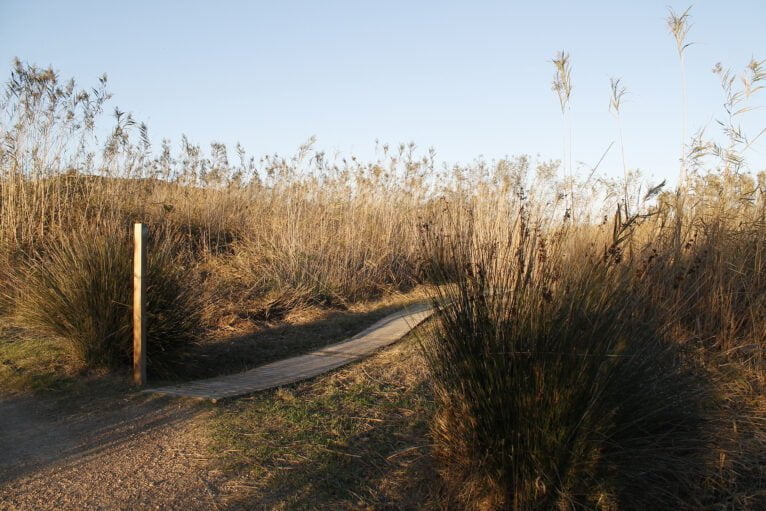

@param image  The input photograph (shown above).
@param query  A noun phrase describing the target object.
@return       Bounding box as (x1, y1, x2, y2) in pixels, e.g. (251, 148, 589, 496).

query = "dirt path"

(0, 304, 432, 510)
(0, 394, 232, 510)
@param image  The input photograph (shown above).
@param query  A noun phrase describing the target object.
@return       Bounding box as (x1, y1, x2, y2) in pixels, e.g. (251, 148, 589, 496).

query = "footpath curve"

(149, 302, 434, 402)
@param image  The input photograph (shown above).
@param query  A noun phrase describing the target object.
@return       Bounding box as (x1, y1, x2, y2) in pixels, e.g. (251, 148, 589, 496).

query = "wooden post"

(133, 223, 147, 386)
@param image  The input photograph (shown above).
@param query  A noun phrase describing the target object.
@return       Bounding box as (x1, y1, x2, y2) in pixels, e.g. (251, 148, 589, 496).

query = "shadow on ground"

(0, 392, 203, 484)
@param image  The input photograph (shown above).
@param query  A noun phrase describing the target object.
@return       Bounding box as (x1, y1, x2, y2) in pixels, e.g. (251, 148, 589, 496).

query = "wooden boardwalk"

(148, 302, 434, 402)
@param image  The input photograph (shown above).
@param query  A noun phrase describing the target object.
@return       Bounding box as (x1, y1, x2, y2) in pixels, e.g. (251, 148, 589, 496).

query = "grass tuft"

(418, 211, 723, 509)
(6, 221, 201, 377)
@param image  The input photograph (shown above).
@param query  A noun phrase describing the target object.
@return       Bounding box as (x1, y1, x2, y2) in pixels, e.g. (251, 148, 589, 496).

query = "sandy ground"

(0, 394, 234, 511)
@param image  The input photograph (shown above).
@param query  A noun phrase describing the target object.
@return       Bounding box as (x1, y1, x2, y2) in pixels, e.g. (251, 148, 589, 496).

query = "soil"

(0, 394, 232, 510)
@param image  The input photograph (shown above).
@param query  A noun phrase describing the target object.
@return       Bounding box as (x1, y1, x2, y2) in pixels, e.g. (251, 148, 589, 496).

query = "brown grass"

(1, 9, 766, 507)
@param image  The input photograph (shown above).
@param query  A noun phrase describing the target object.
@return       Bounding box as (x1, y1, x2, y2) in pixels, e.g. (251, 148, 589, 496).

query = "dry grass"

(1, 5, 765, 508)
(5, 220, 202, 376)
(417, 198, 765, 509)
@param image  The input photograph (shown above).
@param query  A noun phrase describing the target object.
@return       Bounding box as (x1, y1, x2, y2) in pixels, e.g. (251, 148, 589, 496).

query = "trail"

(0, 304, 432, 510)
(150, 303, 433, 402)
(0, 395, 224, 510)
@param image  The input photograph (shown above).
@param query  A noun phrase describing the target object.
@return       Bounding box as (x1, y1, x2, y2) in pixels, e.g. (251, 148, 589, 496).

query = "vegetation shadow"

(587, 330, 725, 510)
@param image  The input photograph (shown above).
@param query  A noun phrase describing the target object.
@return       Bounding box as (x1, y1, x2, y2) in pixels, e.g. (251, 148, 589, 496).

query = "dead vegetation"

(1, 4, 765, 509)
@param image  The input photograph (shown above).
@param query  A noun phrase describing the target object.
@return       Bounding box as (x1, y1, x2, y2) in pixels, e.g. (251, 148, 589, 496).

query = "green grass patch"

(0, 326, 134, 409)
(208, 336, 439, 510)
(0, 328, 78, 394)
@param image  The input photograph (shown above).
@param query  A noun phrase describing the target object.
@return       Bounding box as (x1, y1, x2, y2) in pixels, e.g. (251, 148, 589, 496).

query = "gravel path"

(0, 395, 230, 510)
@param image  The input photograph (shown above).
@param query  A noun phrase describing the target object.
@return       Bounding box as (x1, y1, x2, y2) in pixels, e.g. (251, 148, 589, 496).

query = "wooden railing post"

(133, 223, 147, 386)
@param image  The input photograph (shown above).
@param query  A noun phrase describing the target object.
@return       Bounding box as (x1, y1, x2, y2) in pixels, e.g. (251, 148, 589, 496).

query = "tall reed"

(418, 201, 722, 509)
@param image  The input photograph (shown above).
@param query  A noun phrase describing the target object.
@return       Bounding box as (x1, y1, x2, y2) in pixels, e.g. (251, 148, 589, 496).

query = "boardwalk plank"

(147, 302, 433, 402)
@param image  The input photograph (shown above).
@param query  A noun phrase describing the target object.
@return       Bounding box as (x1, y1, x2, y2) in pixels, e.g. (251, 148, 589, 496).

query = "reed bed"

(1, 5, 765, 505)
(418, 191, 765, 508)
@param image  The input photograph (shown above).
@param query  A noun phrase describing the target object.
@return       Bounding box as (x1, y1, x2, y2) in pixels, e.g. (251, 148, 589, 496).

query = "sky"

(1, 0, 765, 185)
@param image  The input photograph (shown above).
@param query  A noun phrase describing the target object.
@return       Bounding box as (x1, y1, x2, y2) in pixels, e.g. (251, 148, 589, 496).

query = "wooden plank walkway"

(147, 302, 434, 402)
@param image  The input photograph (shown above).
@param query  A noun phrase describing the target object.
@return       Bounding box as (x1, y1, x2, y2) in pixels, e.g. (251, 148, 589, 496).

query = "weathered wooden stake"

(133, 223, 147, 386)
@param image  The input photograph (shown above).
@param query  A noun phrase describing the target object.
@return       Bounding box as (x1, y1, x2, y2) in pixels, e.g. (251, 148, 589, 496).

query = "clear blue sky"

(2, 1, 764, 184)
